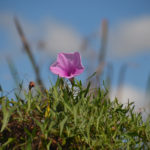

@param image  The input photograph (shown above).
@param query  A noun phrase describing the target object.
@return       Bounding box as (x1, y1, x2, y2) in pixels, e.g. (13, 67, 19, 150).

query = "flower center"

(67, 67, 75, 76)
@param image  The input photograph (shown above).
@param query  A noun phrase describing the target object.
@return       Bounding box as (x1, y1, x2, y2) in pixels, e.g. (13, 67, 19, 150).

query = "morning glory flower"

(50, 52, 84, 79)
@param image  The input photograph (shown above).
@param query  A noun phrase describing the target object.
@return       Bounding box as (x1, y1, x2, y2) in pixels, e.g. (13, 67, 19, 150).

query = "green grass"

(0, 78, 150, 149)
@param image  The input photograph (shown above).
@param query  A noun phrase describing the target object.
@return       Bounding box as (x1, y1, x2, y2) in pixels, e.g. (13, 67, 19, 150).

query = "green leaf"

(84, 82, 91, 97)
(25, 138, 32, 150)
(1, 99, 16, 132)
(0, 138, 15, 149)
(86, 72, 96, 81)
(59, 116, 68, 136)
(73, 105, 77, 126)
(0, 96, 5, 104)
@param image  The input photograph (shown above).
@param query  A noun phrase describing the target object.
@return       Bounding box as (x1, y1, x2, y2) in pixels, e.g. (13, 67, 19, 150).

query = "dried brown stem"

(116, 64, 127, 101)
(96, 19, 108, 87)
(14, 17, 44, 89)
(99, 19, 108, 63)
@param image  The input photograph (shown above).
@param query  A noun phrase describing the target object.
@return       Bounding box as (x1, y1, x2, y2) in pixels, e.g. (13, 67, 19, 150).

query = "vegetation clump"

(0, 78, 150, 149)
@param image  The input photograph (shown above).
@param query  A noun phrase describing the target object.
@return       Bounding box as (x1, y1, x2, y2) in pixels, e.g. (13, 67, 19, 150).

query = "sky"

(0, 0, 150, 112)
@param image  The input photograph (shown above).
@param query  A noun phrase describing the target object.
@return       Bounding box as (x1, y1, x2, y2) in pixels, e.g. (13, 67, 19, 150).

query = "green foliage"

(0, 78, 150, 149)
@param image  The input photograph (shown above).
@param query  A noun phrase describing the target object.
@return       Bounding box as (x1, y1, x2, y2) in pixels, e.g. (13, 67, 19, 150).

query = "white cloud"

(110, 85, 150, 117)
(109, 16, 150, 58)
(43, 21, 82, 54)
(0, 13, 82, 56)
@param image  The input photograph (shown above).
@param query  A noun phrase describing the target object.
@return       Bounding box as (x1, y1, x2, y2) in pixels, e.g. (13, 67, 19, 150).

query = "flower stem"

(69, 77, 74, 85)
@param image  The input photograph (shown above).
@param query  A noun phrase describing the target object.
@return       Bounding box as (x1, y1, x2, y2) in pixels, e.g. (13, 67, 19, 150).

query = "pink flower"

(50, 52, 84, 79)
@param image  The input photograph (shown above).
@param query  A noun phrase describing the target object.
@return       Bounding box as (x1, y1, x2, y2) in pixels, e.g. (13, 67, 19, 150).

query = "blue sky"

(1, 0, 150, 109)
(1, 0, 150, 32)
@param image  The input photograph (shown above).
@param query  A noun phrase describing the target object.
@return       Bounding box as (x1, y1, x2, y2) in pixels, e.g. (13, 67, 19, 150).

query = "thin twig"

(96, 19, 108, 86)
(14, 17, 44, 89)
(116, 64, 127, 101)
(6, 57, 20, 86)
(99, 19, 108, 63)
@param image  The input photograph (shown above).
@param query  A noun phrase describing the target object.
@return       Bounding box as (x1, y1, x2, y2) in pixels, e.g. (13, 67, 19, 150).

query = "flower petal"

(73, 52, 84, 69)
(73, 68, 84, 76)
(57, 52, 76, 72)
(57, 53, 69, 69)
(50, 52, 84, 78)
(50, 61, 68, 77)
